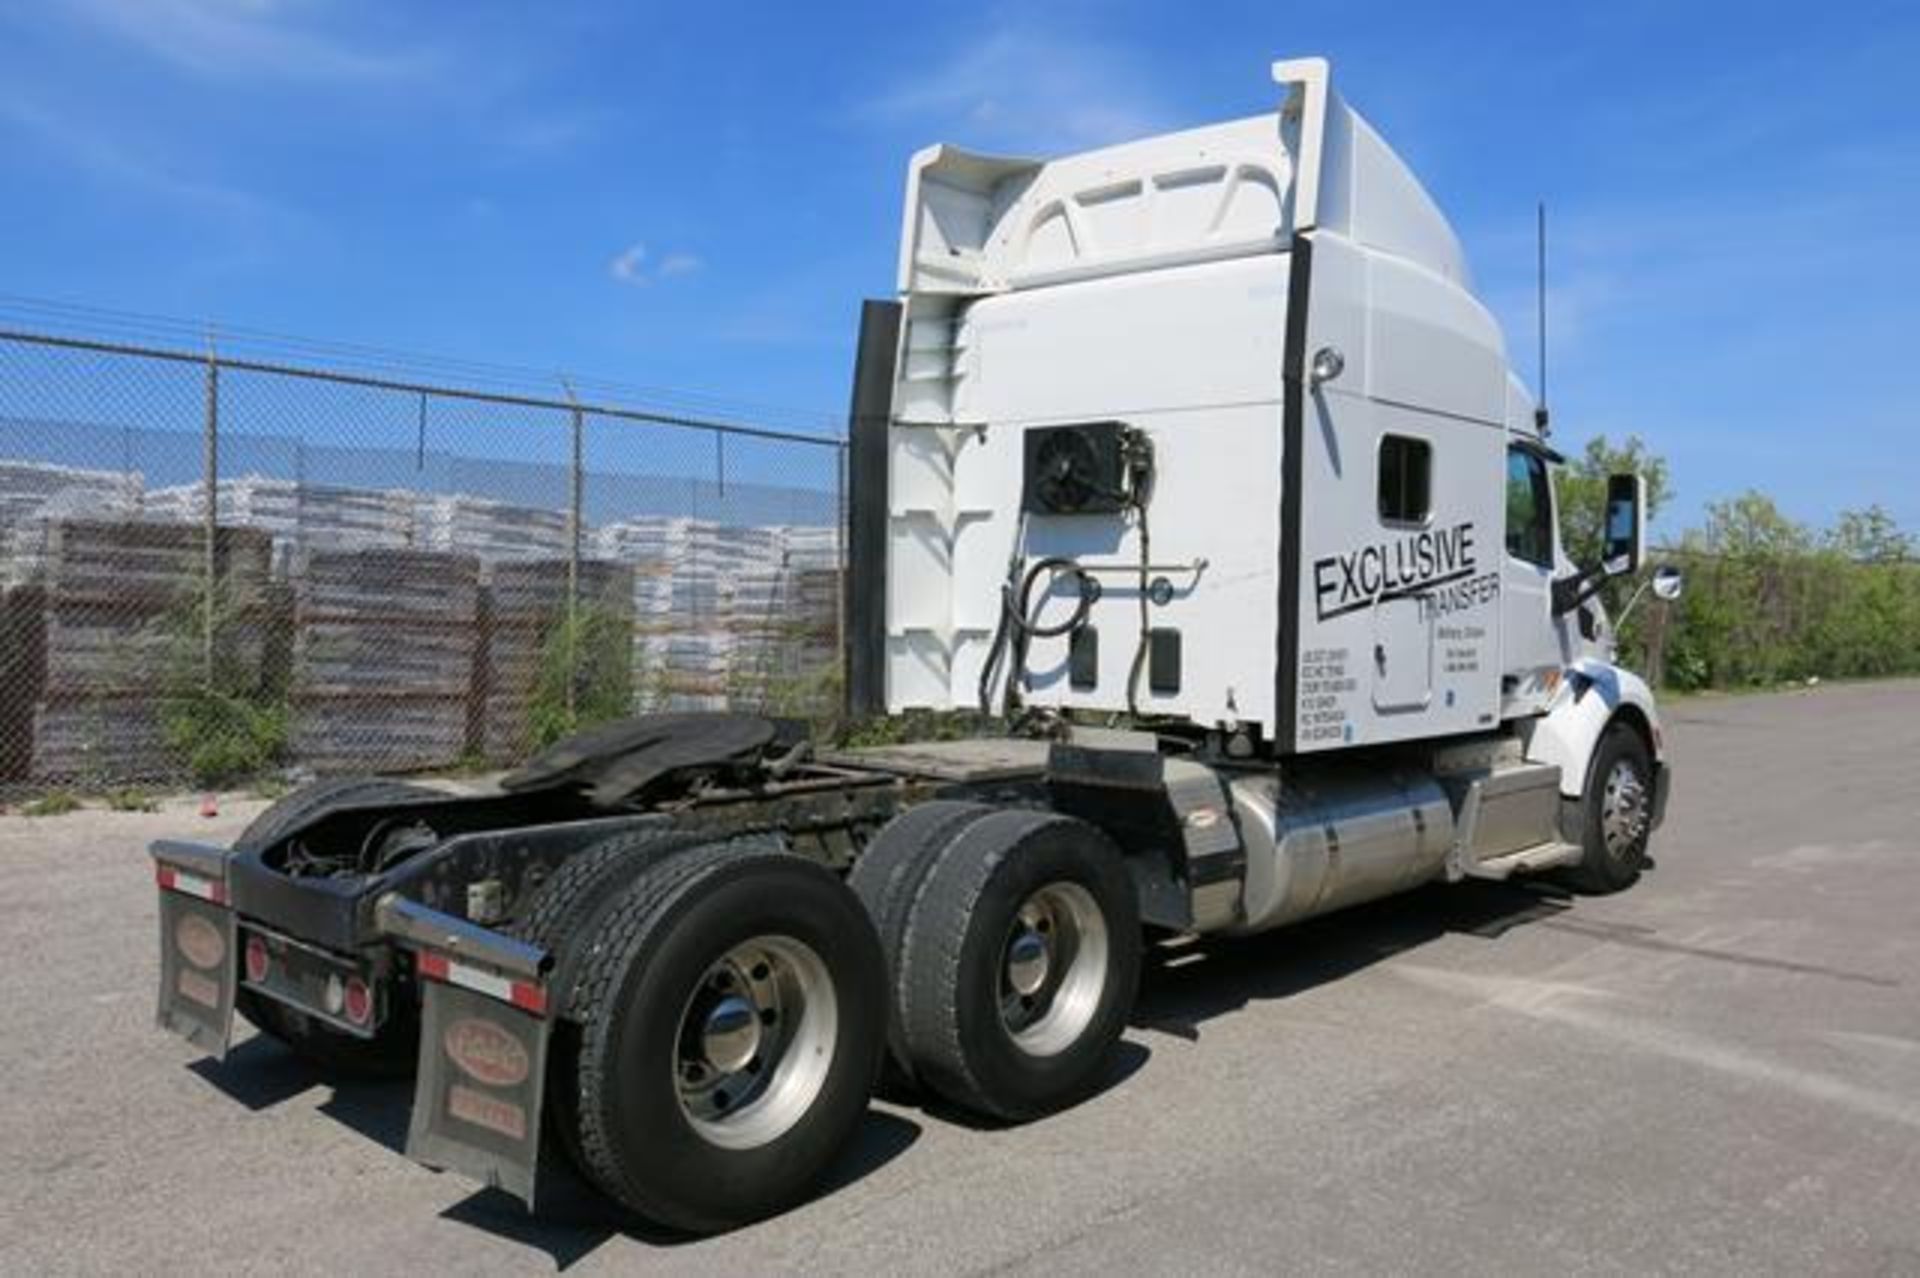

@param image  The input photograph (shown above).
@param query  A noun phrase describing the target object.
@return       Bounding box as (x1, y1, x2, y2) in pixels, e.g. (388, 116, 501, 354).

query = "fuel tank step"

(1461, 839, 1582, 881)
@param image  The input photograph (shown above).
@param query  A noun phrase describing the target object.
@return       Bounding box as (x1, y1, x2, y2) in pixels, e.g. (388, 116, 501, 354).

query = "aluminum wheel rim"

(999, 881, 1109, 1058)
(1601, 758, 1650, 860)
(673, 934, 837, 1151)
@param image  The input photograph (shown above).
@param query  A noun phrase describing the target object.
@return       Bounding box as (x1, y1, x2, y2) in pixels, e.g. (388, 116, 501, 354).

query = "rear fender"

(1521, 661, 1666, 799)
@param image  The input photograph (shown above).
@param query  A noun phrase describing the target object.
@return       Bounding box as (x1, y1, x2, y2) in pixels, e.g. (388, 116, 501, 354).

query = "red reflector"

(343, 976, 373, 1027)
(244, 935, 270, 984)
(509, 982, 547, 1016)
(415, 950, 450, 982)
(155, 864, 227, 905)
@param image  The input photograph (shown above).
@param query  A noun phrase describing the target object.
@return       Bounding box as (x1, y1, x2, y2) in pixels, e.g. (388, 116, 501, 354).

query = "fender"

(1521, 660, 1667, 801)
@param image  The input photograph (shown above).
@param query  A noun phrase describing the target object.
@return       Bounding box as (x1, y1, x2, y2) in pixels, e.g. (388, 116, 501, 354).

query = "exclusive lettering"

(1310, 522, 1480, 621)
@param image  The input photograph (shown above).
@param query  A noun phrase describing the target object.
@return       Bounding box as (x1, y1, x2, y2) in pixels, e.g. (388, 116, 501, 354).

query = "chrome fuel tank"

(1224, 769, 1455, 936)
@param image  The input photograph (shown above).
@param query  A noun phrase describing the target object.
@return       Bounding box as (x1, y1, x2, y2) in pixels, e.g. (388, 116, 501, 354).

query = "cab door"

(1500, 444, 1560, 715)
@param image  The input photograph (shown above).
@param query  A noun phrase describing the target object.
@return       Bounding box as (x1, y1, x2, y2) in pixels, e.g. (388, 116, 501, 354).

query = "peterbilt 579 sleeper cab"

(153, 58, 1673, 1233)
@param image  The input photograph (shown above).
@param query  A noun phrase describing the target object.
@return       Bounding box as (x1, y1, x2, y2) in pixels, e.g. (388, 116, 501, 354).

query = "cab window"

(1505, 446, 1554, 568)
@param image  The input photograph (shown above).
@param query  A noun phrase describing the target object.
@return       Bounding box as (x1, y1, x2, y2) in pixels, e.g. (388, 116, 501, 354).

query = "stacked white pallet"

(1, 463, 144, 580)
(144, 476, 416, 560)
(413, 494, 574, 563)
(777, 524, 841, 572)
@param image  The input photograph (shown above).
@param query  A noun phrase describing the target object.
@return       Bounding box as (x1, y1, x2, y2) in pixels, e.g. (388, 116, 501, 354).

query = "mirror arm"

(1551, 564, 1609, 616)
(1613, 576, 1657, 632)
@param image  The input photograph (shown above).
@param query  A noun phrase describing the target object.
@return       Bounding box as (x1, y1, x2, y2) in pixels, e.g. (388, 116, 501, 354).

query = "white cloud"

(608, 243, 648, 285)
(61, 0, 436, 83)
(853, 26, 1173, 153)
(0, 92, 279, 225)
(608, 243, 701, 287)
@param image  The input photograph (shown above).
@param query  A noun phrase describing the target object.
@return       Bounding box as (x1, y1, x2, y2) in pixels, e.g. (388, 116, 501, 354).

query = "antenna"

(1534, 200, 1550, 434)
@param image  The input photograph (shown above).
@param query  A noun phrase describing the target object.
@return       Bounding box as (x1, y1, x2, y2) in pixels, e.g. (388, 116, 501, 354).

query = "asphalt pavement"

(3, 679, 1917, 1275)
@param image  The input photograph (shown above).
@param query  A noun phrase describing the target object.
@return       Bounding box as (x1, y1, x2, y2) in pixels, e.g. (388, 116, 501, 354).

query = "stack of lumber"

(288, 548, 480, 773)
(0, 519, 275, 783)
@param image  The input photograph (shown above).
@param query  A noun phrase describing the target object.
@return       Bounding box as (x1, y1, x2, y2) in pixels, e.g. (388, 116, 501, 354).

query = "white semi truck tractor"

(150, 58, 1675, 1233)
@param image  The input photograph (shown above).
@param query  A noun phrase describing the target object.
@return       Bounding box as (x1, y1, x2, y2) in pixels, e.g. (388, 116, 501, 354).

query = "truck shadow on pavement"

(1131, 878, 1571, 1040)
(191, 1032, 925, 1266)
(183, 879, 1558, 1266)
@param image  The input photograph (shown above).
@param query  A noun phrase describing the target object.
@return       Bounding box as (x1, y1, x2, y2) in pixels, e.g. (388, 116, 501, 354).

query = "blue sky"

(2, 0, 1917, 535)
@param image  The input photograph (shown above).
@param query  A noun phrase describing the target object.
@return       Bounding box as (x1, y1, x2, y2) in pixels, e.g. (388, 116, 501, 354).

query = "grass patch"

(103, 788, 158, 813)
(21, 791, 82, 817)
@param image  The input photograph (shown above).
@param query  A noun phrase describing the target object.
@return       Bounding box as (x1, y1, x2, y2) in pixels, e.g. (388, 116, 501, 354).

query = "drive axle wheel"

(673, 934, 837, 1149)
(565, 840, 885, 1233)
(899, 810, 1140, 1122)
(847, 800, 997, 1079)
(997, 881, 1110, 1057)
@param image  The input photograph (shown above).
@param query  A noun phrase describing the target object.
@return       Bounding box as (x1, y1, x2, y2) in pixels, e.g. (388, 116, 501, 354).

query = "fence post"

(563, 383, 584, 722)
(201, 335, 220, 684)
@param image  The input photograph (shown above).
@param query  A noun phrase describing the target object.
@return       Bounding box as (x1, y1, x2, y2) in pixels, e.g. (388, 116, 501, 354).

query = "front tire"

(897, 810, 1141, 1122)
(565, 840, 886, 1233)
(1561, 722, 1656, 895)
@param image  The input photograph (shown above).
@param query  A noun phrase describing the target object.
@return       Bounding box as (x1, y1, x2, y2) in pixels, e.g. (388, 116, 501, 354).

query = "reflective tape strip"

(415, 950, 547, 1017)
(156, 865, 228, 906)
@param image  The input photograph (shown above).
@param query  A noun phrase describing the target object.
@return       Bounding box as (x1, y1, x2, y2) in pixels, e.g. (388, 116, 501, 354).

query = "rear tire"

(565, 840, 886, 1233)
(1560, 722, 1655, 895)
(508, 826, 716, 1169)
(233, 777, 439, 1075)
(846, 800, 996, 1080)
(897, 810, 1140, 1123)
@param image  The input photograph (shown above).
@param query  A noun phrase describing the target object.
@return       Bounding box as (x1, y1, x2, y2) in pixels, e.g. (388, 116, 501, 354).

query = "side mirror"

(1603, 473, 1646, 577)
(1651, 563, 1684, 601)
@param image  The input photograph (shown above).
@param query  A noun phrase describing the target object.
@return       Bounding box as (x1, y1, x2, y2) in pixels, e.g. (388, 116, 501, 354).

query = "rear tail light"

(244, 935, 270, 984)
(343, 976, 374, 1028)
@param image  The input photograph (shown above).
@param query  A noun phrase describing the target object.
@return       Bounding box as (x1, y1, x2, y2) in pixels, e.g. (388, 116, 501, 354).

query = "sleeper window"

(1377, 435, 1431, 524)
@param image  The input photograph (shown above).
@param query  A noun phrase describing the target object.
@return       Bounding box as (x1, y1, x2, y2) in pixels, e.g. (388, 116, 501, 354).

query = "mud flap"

(152, 842, 237, 1058)
(406, 970, 552, 1208)
(378, 893, 554, 1210)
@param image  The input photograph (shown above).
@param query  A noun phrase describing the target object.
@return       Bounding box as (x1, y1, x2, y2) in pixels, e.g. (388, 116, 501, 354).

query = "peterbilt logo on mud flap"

(1312, 522, 1482, 622)
(443, 1017, 531, 1087)
(174, 913, 227, 970)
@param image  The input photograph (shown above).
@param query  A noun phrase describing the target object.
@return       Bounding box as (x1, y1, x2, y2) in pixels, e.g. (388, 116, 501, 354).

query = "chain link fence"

(0, 324, 846, 796)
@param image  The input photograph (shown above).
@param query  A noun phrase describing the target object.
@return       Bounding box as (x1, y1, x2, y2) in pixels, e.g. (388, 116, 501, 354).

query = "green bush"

(146, 568, 289, 787)
(528, 600, 635, 750)
(1647, 497, 1919, 690)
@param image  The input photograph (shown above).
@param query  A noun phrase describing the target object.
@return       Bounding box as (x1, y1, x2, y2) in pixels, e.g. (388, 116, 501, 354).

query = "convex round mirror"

(1651, 563, 1685, 601)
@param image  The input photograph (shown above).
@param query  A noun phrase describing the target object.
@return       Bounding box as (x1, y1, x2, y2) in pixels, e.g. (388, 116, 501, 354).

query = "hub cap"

(1601, 758, 1650, 861)
(674, 935, 836, 1150)
(999, 882, 1109, 1058)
